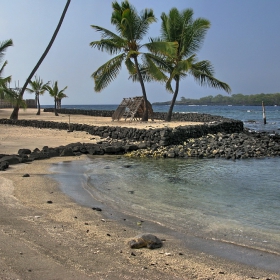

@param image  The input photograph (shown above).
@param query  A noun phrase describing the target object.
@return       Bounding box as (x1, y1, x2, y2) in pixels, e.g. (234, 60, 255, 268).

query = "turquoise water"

(51, 156, 280, 256)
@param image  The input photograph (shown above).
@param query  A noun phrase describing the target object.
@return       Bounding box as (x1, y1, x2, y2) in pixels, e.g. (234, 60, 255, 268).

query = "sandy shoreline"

(1, 108, 280, 279)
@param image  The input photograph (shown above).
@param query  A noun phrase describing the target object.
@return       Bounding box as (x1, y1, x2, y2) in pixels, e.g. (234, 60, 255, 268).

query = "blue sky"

(1, 0, 280, 105)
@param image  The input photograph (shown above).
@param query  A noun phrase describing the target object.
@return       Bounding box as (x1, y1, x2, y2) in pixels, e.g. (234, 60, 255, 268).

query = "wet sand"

(0, 108, 279, 279)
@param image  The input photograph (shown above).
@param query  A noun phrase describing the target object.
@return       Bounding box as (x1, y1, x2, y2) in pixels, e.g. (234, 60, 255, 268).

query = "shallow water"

(51, 156, 280, 257)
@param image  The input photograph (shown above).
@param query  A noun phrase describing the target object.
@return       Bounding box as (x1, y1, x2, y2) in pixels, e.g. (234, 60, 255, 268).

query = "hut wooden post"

(68, 114, 72, 132)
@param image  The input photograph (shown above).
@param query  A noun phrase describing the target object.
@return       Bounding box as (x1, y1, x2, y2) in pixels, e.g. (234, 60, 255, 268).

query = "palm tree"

(45, 81, 67, 116)
(160, 8, 231, 121)
(90, 0, 177, 121)
(26, 76, 49, 115)
(56, 91, 68, 109)
(0, 39, 13, 99)
(10, 0, 71, 120)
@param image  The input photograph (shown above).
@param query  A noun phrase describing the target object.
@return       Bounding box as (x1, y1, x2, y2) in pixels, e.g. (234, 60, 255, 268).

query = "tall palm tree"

(160, 8, 231, 121)
(10, 0, 71, 120)
(90, 0, 177, 121)
(26, 76, 49, 115)
(45, 81, 67, 116)
(0, 39, 13, 99)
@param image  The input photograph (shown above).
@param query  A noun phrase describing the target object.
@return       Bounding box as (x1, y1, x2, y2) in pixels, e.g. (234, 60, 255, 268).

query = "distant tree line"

(153, 93, 280, 106)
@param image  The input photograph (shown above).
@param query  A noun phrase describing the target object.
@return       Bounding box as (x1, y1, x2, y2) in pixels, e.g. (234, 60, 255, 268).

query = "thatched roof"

(112, 96, 154, 121)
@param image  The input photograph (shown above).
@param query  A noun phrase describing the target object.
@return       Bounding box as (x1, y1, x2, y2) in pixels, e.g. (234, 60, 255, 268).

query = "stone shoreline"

(1, 129, 280, 171)
(1, 110, 280, 171)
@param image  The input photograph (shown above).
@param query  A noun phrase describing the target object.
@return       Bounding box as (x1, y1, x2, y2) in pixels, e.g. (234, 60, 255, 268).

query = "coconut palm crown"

(160, 8, 231, 121)
(90, 0, 178, 121)
(26, 76, 49, 115)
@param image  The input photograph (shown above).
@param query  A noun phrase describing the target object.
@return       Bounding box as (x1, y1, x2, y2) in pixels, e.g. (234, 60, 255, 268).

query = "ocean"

(47, 104, 280, 272)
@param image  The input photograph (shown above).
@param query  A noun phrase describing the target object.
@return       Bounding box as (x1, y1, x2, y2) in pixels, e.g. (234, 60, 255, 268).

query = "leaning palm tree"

(90, 0, 177, 121)
(26, 76, 49, 115)
(160, 8, 231, 121)
(45, 81, 67, 116)
(10, 0, 71, 120)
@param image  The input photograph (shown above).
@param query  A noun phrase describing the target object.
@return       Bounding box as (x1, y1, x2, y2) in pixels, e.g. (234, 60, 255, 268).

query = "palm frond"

(111, 1, 138, 40)
(145, 41, 178, 58)
(128, 63, 154, 83)
(190, 61, 231, 93)
(125, 57, 136, 75)
(0, 61, 12, 87)
(90, 39, 123, 55)
(182, 18, 210, 56)
(0, 60, 8, 75)
(0, 75, 11, 85)
(191, 60, 215, 76)
(0, 39, 13, 62)
(3, 88, 27, 108)
(91, 53, 125, 92)
(176, 55, 196, 73)
(26, 76, 49, 95)
(145, 52, 172, 72)
(90, 25, 122, 41)
(57, 90, 68, 99)
(166, 71, 177, 93)
(135, 8, 156, 40)
(143, 54, 168, 82)
(194, 73, 231, 93)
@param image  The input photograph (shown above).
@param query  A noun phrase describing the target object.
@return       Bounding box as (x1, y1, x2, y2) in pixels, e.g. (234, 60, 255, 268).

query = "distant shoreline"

(152, 102, 279, 106)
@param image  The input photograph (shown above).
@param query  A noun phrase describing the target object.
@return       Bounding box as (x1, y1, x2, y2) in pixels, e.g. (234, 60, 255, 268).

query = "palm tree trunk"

(165, 78, 180, 122)
(10, 0, 71, 120)
(36, 94, 41, 115)
(134, 57, 149, 121)
(54, 98, 58, 116)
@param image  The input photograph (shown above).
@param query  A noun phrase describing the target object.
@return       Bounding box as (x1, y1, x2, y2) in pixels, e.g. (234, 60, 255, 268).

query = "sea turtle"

(128, 233, 163, 249)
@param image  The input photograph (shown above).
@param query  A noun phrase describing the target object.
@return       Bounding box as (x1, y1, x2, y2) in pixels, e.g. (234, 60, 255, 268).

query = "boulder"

(18, 148, 31, 155)
(104, 146, 121, 154)
(60, 148, 75, 156)
(0, 155, 22, 165)
(0, 161, 9, 171)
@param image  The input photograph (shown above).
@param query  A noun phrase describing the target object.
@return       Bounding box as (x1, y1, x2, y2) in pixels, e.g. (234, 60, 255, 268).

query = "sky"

(1, 0, 280, 105)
